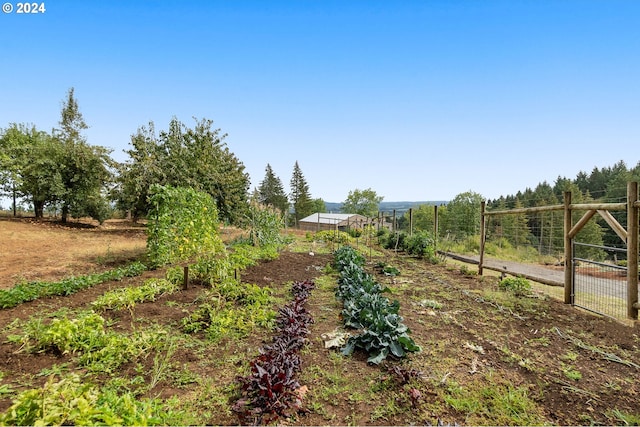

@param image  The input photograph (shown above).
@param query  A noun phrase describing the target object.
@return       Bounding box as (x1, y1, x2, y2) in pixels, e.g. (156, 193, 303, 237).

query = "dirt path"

(443, 252, 565, 284)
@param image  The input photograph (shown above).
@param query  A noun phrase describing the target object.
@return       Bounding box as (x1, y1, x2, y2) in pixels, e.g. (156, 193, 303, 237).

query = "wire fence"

(572, 243, 629, 319)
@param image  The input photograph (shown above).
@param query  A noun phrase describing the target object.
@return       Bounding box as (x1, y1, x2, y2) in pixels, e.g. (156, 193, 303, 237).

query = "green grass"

(444, 376, 546, 426)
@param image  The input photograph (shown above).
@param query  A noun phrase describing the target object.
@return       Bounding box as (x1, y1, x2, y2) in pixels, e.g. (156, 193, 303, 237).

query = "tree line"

(0, 88, 384, 226)
(401, 162, 640, 260)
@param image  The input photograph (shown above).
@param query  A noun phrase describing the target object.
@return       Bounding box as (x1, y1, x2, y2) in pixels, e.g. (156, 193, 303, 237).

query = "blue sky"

(2, 0, 639, 203)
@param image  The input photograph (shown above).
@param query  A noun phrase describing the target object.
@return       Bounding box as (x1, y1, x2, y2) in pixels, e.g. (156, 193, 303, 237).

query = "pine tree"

(510, 198, 531, 247)
(289, 161, 313, 226)
(54, 88, 113, 223)
(257, 164, 289, 214)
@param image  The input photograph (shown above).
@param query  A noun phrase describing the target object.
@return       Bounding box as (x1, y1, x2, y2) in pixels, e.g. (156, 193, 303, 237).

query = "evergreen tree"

(509, 198, 531, 247)
(54, 88, 114, 223)
(571, 187, 605, 260)
(57, 87, 88, 144)
(257, 164, 289, 214)
(289, 161, 313, 225)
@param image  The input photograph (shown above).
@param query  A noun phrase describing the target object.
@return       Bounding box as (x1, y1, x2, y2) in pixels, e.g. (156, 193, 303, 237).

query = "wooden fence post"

(434, 205, 439, 252)
(564, 191, 573, 304)
(479, 201, 486, 276)
(409, 208, 413, 236)
(183, 266, 189, 290)
(627, 181, 639, 319)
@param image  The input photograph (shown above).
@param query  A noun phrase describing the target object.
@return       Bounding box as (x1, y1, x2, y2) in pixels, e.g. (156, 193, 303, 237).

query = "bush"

(312, 230, 353, 245)
(381, 231, 408, 251)
(405, 231, 436, 260)
(244, 203, 286, 247)
(347, 228, 363, 238)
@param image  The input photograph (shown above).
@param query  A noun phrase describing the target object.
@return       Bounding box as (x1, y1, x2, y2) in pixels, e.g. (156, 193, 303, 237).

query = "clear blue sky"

(2, 0, 639, 203)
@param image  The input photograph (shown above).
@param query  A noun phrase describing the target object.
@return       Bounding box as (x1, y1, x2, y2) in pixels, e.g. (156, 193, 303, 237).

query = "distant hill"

(324, 201, 448, 215)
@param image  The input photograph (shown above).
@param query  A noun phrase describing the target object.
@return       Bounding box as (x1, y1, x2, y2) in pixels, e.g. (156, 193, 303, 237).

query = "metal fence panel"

(572, 242, 627, 319)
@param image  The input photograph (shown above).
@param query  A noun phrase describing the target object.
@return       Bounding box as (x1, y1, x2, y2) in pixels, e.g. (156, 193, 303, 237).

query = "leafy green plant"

(561, 363, 582, 381)
(15, 311, 109, 356)
(0, 262, 146, 309)
(419, 299, 443, 309)
(333, 246, 420, 364)
(374, 262, 400, 276)
(147, 185, 225, 268)
(498, 276, 532, 297)
(191, 252, 233, 285)
(342, 310, 421, 364)
(11, 311, 169, 373)
(92, 278, 178, 311)
(311, 230, 353, 245)
(383, 265, 400, 276)
(334, 245, 365, 270)
(243, 202, 287, 247)
(182, 283, 276, 342)
(0, 374, 182, 426)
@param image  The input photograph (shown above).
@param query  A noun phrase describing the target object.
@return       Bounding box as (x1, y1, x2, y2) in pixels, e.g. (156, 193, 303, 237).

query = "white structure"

(298, 213, 371, 231)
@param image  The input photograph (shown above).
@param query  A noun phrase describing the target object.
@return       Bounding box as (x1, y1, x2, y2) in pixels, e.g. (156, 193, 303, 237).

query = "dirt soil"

(0, 217, 148, 288)
(0, 220, 639, 425)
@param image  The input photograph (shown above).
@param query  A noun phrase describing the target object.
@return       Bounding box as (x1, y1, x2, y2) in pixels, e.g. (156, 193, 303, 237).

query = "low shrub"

(498, 276, 532, 297)
(311, 230, 353, 245)
(380, 231, 408, 251)
(405, 231, 437, 260)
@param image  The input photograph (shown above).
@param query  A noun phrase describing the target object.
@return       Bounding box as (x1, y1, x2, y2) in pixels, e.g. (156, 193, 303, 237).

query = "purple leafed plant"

(233, 279, 315, 425)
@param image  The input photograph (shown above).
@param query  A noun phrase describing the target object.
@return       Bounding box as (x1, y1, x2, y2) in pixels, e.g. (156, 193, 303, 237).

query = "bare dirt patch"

(0, 217, 147, 288)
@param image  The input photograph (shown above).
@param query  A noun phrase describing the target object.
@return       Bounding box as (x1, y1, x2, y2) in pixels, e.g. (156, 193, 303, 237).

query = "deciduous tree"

(342, 188, 383, 218)
(445, 190, 484, 239)
(0, 124, 65, 217)
(116, 117, 249, 224)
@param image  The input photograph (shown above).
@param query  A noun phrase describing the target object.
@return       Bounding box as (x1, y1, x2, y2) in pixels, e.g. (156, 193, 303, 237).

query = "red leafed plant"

(233, 280, 315, 425)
